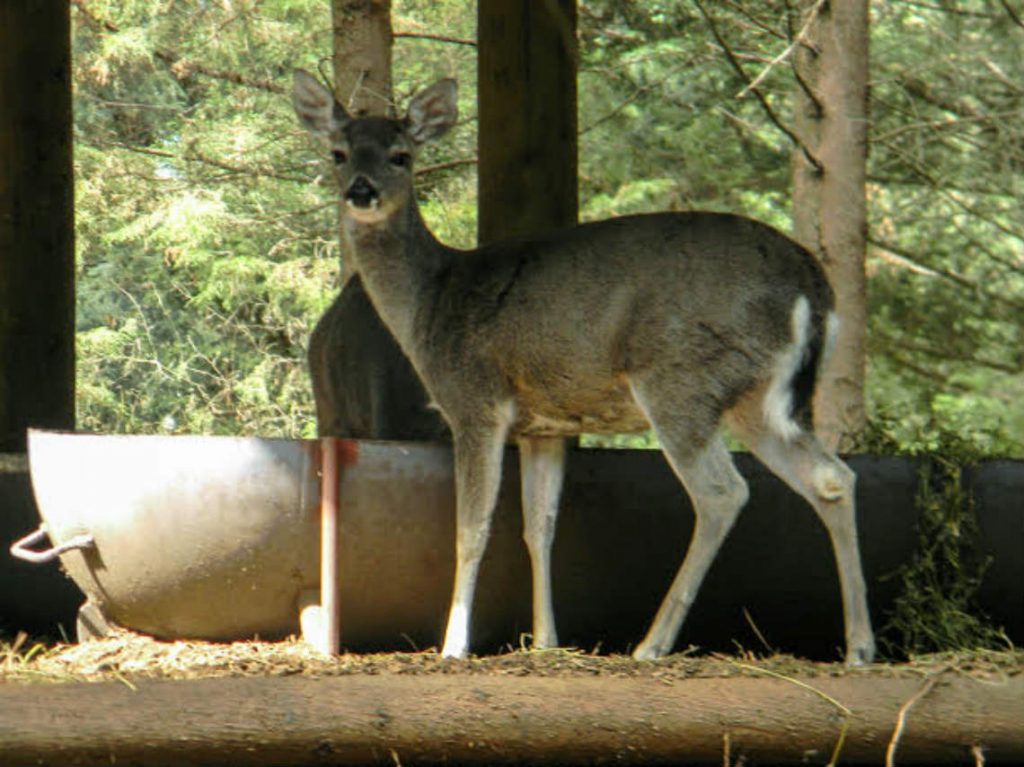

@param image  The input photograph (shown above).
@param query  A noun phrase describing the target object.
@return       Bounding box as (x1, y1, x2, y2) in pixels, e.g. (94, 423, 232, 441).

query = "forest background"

(70, 0, 1024, 455)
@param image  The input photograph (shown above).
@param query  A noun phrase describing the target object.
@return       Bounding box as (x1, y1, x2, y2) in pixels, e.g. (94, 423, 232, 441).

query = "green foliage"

(856, 413, 1012, 657)
(881, 451, 1010, 658)
(72, 0, 477, 437)
(71, 0, 1024, 453)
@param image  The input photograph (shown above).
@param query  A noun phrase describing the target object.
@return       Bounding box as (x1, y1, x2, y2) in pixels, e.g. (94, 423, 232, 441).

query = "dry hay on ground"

(2, 628, 1021, 686)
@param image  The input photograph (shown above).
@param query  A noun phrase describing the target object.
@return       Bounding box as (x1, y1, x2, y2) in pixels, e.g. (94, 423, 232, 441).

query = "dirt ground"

(2, 626, 1021, 686)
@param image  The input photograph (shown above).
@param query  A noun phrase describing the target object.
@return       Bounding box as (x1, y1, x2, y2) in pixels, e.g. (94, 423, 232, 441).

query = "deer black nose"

(345, 176, 379, 208)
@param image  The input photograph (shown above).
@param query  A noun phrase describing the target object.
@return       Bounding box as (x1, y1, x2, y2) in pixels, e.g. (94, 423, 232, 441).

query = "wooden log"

(1, 672, 1021, 765)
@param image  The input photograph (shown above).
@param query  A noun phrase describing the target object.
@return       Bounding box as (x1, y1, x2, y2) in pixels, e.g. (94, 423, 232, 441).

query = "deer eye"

(331, 149, 348, 165)
(389, 152, 412, 168)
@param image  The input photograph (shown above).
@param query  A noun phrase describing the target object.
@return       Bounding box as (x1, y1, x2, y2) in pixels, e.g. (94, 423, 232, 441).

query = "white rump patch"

(762, 296, 811, 441)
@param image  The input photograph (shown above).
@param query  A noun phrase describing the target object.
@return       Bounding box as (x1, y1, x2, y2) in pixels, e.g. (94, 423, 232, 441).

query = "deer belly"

(512, 382, 649, 437)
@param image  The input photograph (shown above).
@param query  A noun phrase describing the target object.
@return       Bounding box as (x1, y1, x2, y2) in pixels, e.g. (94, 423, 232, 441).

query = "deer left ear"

(406, 79, 458, 145)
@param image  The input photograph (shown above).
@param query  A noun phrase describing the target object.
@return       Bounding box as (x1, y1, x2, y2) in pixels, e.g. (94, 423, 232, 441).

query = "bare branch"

(998, 0, 1024, 27)
(416, 157, 478, 176)
(870, 236, 1024, 313)
(395, 31, 477, 47)
(692, 0, 822, 173)
(738, 0, 825, 98)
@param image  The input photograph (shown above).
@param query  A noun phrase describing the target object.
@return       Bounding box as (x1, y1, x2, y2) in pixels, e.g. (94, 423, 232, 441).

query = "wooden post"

(0, 1, 75, 453)
(477, 0, 578, 244)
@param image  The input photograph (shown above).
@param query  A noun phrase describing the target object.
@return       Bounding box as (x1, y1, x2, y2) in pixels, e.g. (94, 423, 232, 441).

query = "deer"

(292, 69, 876, 665)
(308, 275, 449, 441)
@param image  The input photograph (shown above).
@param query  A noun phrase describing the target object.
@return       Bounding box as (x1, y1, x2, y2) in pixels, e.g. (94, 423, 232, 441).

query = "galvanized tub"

(14, 430, 471, 647)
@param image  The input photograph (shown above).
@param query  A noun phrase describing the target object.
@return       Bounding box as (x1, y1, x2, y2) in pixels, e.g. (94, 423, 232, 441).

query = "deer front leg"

(440, 408, 513, 659)
(518, 436, 566, 650)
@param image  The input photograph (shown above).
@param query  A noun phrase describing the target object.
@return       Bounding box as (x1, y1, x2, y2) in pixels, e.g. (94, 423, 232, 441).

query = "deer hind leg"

(629, 378, 750, 660)
(728, 410, 876, 665)
(518, 436, 566, 650)
(440, 403, 514, 659)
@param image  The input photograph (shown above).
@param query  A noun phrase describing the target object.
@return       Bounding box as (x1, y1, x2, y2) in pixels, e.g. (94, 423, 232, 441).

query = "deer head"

(292, 70, 458, 225)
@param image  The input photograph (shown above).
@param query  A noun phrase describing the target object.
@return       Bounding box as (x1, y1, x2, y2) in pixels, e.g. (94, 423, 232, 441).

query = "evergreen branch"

(95, 141, 310, 184)
(169, 61, 286, 95)
(948, 218, 1024, 277)
(899, 1, 1019, 20)
(878, 348, 959, 387)
(71, 0, 286, 94)
(579, 61, 694, 136)
(875, 142, 1024, 245)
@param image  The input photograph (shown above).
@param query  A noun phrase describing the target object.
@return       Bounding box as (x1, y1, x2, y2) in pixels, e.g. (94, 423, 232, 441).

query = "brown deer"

(292, 69, 875, 664)
(308, 275, 448, 440)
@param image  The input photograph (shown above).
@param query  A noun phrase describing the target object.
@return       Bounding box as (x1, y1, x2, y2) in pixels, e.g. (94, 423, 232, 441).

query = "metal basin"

(17, 430, 471, 646)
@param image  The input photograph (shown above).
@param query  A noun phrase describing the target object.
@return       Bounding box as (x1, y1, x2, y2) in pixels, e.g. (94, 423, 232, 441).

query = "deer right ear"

(292, 69, 348, 137)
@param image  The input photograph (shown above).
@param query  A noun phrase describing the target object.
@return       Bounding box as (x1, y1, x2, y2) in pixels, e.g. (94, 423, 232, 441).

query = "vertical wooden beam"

(477, 0, 578, 244)
(0, 2, 75, 453)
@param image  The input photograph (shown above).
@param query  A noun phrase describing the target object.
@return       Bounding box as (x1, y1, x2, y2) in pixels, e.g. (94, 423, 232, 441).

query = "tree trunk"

(477, 0, 578, 243)
(314, 0, 447, 441)
(3, 672, 1022, 765)
(0, 1, 75, 453)
(332, 0, 394, 118)
(331, 0, 394, 283)
(792, 0, 870, 451)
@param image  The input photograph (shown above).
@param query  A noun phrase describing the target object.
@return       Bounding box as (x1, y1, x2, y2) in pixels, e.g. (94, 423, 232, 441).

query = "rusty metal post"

(319, 437, 341, 654)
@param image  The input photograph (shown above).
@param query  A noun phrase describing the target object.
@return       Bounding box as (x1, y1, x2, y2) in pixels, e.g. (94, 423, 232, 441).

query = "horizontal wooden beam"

(1, 671, 1020, 764)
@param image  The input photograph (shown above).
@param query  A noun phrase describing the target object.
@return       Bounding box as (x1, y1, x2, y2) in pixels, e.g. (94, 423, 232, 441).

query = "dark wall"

(0, 469, 81, 637)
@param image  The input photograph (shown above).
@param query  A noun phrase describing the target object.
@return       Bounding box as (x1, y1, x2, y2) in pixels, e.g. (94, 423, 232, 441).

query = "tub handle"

(9, 525, 95, 564)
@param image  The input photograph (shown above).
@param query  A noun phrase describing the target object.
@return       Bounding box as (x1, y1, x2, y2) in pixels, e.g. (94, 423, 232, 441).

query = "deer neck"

(341, 200, 449, 351)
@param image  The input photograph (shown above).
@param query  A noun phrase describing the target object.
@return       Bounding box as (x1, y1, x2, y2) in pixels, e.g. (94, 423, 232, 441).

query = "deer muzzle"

(345, 176, 380, 210)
